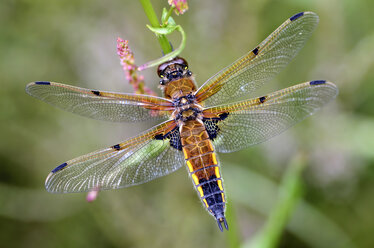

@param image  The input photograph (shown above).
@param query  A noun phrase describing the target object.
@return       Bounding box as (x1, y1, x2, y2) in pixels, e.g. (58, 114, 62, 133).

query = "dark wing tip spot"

(35, 81, 51, 85)
(310, 80, 326, 85)
(112, 144, 121, 150)
(290, 12, 304, 21)
(92, 90, 101, 96)
(252, 47, 259, 55)
(259, 96, 266, 103)
(51, 162, 68, 173)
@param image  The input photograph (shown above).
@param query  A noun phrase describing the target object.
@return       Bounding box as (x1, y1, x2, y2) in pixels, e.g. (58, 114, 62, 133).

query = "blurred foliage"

(1, 0, 374, 247)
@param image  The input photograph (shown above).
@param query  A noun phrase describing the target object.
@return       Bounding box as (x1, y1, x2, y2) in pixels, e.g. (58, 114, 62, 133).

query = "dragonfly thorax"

(172, 93, 203, 122)
(175, 106, 202, 122)
(162, 78, 197, 99)
(173, 93, 195, 107)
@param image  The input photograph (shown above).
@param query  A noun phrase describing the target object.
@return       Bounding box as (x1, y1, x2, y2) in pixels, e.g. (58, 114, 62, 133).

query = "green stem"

(139, 0, 172, 54)
(243, 155, 306, 248)
(162, 6, 175, 26)
(138, 25, 185, 70)
(225, 201, 241, 248)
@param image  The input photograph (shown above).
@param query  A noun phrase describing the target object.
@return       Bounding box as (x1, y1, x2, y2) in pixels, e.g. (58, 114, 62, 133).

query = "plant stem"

(139, 0, 172, 54)
(162, 6, 175, 26)
(225, 201, 241, 248)
(243, 154, 305, 248)
(138, 25, 185, 71)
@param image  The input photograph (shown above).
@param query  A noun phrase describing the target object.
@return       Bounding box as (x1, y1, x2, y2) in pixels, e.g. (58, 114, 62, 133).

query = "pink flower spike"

(117, 38, 134, 64)
(86, 187, 100, 202)
(116, 37, 156, 96)
(168, 0, 188, 15)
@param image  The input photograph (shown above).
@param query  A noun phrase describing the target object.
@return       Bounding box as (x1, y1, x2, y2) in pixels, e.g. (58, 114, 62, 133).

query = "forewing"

(26, 82, 173, 122)
(45, 120, 184, 193)
(195, 12, 319, 107)
(202, 81, 338, 153)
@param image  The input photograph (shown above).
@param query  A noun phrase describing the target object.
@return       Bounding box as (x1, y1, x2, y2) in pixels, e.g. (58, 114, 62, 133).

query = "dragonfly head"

(157, 57, 192, 86)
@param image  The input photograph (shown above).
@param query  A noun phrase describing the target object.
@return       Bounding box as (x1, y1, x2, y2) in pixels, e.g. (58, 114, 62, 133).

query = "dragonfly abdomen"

(180, 120, 228, 231)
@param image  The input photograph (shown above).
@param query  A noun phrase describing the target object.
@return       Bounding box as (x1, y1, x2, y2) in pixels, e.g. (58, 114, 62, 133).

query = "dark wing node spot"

(112, 144, 121, 150)
(290, 12, 304, 21)
(154, 126, 182, 151)
(35, 81, 50, 85)
(310, 80, 326, 85)
(154, 134, 164, 140)
(219, 113, 229, 121)
(51, 162, 68, 173)
(203, 113, 229, 140)
(252, 47, 259, 55)
(259, 96, 266, 103)
(92, 90, 101, 96)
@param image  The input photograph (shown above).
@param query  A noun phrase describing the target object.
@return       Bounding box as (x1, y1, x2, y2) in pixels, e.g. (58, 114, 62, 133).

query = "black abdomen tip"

(51, 162, 68, 173)
(310, 80, 326, 85)
(35, 81, 51, 85)
(217, 217, 229, 232)
(290, 12, 304, 21)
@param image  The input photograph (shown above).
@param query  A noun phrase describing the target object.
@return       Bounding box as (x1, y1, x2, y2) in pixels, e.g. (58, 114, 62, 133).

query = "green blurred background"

(1, 0, 374, 247)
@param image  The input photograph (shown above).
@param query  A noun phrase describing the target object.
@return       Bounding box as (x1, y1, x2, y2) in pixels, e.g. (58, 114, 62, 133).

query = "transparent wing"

(195, 12, 319, 107)
(45, 120, 184, 193)
(202, 81, 338, 153)
(26, 82, 174, 122)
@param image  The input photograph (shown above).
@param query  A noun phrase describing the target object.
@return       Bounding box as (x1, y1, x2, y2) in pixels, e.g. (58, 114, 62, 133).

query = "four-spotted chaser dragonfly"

(26, 12, 338, 231)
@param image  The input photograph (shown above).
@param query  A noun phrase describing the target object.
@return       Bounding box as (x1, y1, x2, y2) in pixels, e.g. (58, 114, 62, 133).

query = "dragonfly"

(26, 12, 338, 231)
